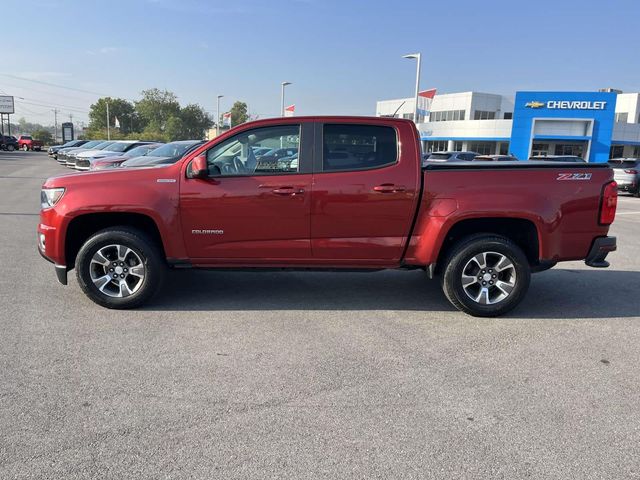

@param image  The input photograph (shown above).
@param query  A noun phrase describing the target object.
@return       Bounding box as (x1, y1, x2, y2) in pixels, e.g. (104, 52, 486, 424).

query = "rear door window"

(322, 124, 397, 172)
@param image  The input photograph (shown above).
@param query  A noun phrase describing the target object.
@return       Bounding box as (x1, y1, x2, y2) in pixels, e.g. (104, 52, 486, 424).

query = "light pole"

(216, 95, 223, 136)
(106, 100, 110, 140)
(402, 53, 421, 123)
(281, 81, 292, 117)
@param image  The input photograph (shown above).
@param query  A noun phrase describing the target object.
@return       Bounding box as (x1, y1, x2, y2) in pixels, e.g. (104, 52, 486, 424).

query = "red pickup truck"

(17, 135, 44, 151)
(38, 116, 617, 316)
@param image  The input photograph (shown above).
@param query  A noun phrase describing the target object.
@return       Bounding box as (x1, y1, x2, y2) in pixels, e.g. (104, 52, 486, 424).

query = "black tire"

(441, 234, 531, 317)
(7, 144, 14, 151)
(75, 227, 165, 309)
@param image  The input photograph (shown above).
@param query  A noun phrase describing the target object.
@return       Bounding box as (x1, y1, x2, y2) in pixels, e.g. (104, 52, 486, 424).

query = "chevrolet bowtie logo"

(525, 101, 545, 109)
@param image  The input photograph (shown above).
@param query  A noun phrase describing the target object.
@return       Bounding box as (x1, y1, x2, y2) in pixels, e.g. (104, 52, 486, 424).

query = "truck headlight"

(41, 188, 65, 209)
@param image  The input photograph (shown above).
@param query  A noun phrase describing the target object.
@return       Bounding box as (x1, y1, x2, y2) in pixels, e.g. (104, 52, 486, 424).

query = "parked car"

(16, 135, 44, 151)
(251, 147, 272, 157)
(472, 155, 518, 161)
(90, 143, 164, 171)
(426, 151, 479, 162)
(65, 141, 117, 168)
(529, 155, 586, 162)
(120, 140, 205, 167)
(49, 140, 88, 157)
(56, 140, 105, 164)
(38, 117, 617, 317)
(608, 158, 640, 197)
(1, 135, 18, 151)
(74, 141, 156, 170)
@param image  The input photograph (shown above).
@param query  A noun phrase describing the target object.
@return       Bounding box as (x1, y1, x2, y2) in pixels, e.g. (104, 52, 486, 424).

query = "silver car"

(609, 158, 640, 197)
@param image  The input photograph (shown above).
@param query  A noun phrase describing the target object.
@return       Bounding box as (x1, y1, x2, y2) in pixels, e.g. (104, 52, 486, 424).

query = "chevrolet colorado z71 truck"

(38, 117, 618, 316)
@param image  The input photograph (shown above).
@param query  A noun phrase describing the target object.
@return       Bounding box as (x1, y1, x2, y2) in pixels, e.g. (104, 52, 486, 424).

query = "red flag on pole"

(284, 104, 295, 117)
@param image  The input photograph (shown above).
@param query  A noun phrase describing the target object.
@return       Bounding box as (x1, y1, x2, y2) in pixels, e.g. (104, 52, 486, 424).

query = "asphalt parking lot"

(1, 150, 640, 479)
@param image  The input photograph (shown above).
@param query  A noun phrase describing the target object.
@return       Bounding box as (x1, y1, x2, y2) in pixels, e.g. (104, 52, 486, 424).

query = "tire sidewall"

(75, 229, 162, 309)
(444, 236, 531, 317)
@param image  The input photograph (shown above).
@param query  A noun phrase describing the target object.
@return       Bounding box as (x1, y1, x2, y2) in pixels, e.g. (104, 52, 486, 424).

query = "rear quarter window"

(322, 124, 397, 172)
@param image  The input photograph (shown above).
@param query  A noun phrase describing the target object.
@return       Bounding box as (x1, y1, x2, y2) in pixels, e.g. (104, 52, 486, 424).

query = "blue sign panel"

(510, 91, 617, 162)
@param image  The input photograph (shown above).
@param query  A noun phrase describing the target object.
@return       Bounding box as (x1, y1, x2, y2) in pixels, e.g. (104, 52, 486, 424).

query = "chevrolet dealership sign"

(526, 100, 607, 110)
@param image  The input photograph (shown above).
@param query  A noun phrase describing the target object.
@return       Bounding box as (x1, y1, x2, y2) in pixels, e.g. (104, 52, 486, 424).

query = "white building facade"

(376, 90, 640, 161)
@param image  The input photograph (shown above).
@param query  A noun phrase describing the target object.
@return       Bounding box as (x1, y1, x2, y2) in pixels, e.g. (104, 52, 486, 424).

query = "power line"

(0, 73, 109, 96)
(14, 99, 89, 114)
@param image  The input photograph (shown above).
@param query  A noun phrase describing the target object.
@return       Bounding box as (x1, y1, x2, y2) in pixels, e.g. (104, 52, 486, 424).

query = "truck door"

(180, 122, 314, 262)
(310, 121, 420, 263)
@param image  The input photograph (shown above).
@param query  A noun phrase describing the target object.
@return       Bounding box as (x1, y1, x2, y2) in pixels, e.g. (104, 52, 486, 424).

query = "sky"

(2, 0, 640, 126)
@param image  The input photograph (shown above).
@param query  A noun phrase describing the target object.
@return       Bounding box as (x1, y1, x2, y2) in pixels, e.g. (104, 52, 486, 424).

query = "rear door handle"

(373, 184, 405, 193)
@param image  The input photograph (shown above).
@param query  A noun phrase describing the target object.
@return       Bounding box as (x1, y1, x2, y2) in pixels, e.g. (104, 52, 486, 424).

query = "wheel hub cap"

(461, 251, 516, 305)
(89, 244, 145, 298)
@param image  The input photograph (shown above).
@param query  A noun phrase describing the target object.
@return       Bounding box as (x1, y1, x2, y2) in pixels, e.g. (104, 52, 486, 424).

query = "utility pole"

(106, 100, 110, 140)
(69, 113, 73, 124)
(52, 109, 59, 143)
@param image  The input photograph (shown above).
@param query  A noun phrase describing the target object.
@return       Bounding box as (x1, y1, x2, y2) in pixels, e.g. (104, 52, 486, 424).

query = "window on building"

(499, 143, 509, 155)
(610, 145, 624, 159)
(429, 110, 465, 122)
(425, 140, 448, 152)
(615, 112, 629, 123)
(554, 144, 585, 157)
(401, 113, 413, 120)
(504, 112, 513, 120)
(468, 142, 494, 155)
(473, 110, 496, 120)
(453, 141, 463, 151)
(633, 146, 640, 157)
(531, 143, 550, 157)
(322, 124, 397, 172)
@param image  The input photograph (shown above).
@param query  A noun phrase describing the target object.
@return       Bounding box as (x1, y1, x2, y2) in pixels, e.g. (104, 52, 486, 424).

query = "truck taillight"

(624, 169, 638, 174)
(599, 181, 617, 225)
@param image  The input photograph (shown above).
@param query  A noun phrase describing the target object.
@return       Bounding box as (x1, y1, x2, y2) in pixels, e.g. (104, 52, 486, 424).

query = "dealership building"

(376, 89, 640, 162)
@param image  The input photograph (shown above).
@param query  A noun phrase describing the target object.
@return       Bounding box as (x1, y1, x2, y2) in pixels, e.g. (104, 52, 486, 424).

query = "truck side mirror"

(189, 155, 208, 178)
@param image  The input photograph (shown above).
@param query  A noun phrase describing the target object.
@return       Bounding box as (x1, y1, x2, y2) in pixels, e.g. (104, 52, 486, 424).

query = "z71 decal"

(557, 173, 592, 181)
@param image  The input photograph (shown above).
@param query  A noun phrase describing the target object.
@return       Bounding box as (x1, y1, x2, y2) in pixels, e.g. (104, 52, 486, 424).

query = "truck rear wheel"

(441, 234, 531, 317)
(75, 227, 165, 309)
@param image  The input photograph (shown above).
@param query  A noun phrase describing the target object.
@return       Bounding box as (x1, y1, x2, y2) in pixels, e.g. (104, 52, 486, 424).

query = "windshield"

(609, 160, 639, 169)
(63, 140, 81, 147)
(125, 144, 160, 157)
(22, 136, 32, 140)
(429, 153, 453, 160)
(148, 142, 201, 158)
(93, 141, 117, 150)
(105, 142, 135, 153)
(76, 140, 102, 149)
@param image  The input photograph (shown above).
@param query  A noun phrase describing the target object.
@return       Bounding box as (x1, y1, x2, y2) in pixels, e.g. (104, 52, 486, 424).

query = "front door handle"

(373, 184, 405, 193)
(271, 187, 305, 196)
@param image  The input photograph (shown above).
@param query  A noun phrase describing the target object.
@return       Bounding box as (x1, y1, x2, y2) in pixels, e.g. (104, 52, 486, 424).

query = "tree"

(180, 104, 213, 139)
(135, 89, 180, 133)
(88, 97, 136, 134)
(228, 101, 248, 128)
(164, 116, 185, 141)
(32, 129, 54, 144)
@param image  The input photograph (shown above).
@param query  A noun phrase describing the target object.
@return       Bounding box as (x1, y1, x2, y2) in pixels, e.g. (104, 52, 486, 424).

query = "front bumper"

(585, 236, 616, 268)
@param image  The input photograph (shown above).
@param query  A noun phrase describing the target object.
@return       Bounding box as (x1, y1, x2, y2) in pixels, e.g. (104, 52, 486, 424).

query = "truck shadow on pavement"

(148, 268, 640, 319)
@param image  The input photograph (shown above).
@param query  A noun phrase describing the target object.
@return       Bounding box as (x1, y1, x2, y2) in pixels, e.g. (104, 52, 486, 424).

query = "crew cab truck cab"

(17, 135, 43, 151)
(38, 117, 618, 317)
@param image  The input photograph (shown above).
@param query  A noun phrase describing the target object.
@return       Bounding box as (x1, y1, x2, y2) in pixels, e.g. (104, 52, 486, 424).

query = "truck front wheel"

(75, 227, 165, 309)
(441, 234, 531, 317)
